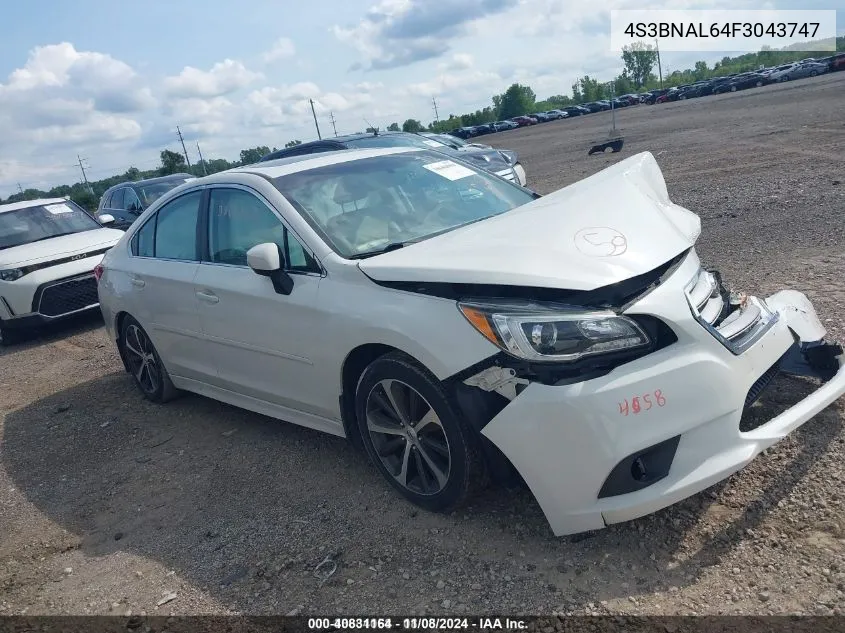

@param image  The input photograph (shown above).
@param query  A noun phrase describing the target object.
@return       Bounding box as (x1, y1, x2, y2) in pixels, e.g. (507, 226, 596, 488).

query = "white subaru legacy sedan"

(0, 198, 122, 344)
(96, 147, 845, 536)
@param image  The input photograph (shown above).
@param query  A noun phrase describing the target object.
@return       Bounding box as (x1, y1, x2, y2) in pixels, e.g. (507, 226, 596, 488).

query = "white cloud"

(331, 0, 519, 70)
(262, 37, 296, 63)
(163, 59, 263, 98)
(439, 53, 474, 71)
(244, 82, 377, 128)
(0, 43, 151, 153)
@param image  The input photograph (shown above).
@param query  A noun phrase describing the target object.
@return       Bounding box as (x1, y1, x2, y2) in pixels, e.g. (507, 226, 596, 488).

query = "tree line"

(4, 37, 841, 211)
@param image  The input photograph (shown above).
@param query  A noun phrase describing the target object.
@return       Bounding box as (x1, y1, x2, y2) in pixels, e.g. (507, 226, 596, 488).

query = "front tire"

(355, 352, 486, 512)
(119, 316, 178, 403)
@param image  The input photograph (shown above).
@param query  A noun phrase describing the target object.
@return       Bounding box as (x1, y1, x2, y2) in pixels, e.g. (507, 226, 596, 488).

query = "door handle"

(196, 290, 219, 304)
(130, 277, 145, 288)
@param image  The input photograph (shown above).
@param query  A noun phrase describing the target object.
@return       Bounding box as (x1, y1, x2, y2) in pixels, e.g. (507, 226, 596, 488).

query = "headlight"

(458, 301, 650, 362)
(0, 269, 24, 282)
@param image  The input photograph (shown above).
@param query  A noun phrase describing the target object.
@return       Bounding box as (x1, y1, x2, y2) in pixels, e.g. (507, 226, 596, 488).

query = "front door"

(192, 186, 332, 419)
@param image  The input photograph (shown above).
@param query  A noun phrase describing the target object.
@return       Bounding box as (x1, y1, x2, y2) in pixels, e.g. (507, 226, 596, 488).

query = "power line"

(176, 126, 193, 170)
(329, 111, 338, 137)
(196, 142, 208, 176)
(432, 96, 440, 122)
(77, 155, 93, 195)
(309, 99, 322, 140)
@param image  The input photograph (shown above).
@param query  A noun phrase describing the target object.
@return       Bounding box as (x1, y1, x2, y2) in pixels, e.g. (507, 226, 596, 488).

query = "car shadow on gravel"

(2, 371, 841, 613)
(0, 311, 105, 360)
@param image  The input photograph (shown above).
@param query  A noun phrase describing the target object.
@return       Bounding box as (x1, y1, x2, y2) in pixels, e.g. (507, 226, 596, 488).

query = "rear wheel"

(355, 352, 486, 512)
(119, 315, 178, 403)
(810, 71, 818, 77)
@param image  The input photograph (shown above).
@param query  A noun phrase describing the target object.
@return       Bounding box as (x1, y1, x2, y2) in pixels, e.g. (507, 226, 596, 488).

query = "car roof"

(0, 197, 70, 214)
(104, 173, 195, 193)
(216, 147, 421, 181)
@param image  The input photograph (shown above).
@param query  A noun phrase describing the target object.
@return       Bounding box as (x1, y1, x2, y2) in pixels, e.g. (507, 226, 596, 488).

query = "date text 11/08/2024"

(307, 618, 528, 630)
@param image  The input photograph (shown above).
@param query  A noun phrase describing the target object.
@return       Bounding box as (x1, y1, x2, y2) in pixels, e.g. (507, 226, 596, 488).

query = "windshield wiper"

(348, 242, 407, 259)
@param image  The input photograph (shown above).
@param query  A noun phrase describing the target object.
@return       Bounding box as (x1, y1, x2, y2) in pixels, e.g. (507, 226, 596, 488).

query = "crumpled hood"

(0, 228, 123, 268)
(358, 151, 701, 291)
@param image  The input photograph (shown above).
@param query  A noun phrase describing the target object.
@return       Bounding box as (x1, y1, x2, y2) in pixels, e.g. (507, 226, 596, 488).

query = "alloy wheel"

(365, 379, 451, 496)
(124, 324, 161, 395)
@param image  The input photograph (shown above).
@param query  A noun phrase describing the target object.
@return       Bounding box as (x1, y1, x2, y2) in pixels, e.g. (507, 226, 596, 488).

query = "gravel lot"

(1, 73, 844, 618)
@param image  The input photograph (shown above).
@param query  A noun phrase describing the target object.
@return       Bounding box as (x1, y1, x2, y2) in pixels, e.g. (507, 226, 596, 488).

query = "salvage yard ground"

(1, 72, 844, 617)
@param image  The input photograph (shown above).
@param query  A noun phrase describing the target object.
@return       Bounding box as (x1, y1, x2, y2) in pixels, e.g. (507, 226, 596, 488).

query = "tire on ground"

(119, 315, 179, 403)
(355, 351, 487, 512)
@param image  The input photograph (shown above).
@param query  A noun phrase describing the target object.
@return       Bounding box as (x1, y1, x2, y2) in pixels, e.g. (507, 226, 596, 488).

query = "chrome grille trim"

(684, 267, 778, 355)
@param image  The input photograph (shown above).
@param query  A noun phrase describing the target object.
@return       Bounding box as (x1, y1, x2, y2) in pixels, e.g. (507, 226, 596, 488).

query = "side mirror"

(247, 243, 293, 295)
(99, 214, 115, 225)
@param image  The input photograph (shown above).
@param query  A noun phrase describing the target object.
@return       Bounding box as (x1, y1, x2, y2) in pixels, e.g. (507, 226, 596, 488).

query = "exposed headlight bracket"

(463, 365, 529, 401)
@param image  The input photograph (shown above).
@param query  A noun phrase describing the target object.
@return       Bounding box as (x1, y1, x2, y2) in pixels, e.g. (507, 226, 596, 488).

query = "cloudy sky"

(1, 0, 842, 197)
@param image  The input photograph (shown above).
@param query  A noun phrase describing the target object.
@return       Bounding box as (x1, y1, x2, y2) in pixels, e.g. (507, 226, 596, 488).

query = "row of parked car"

(451, 53, 845, 138)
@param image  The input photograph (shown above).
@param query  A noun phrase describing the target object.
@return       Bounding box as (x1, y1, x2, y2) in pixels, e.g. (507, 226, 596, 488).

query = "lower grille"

(495, 169, 515, 181)
(744, 360, 780, 409)
(37, 274, 99, 317)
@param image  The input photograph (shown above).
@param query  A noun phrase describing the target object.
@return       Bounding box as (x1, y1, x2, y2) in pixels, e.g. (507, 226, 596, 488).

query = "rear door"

(106, 188, 134, 230)
(123, 189, 211, 381)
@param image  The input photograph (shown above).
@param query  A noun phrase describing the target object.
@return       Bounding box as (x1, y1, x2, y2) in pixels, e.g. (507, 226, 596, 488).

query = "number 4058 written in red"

(619, 390, 666, 416)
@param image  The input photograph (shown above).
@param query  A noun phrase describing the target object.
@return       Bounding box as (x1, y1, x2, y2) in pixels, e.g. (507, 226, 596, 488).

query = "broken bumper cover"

(480, 252, 845, 536)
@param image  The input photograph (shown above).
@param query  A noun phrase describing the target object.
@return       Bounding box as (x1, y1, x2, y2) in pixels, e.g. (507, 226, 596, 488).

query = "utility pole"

(77, 155, 94, 194)
(329, 111, 338, 137)
(432, 96, 440, 122)
(655, 38, 663, 89)
(309, 99, 322, 139)
(196, 142, 208, 176)
(176, 126, 193, 171)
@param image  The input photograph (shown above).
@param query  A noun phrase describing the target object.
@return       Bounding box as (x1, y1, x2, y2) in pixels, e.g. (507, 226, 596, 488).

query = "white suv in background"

(0, 198, 122, 344)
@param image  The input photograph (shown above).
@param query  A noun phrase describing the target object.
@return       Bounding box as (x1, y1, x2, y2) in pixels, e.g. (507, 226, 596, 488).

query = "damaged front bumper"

(475, 250, 845, 536)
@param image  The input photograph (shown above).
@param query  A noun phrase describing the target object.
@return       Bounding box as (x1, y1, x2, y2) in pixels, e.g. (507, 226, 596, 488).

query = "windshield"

(137, 179, 192, 207)
(0, 201, 102, 250)
(427, 134, 466, 148)
(273, 151, 535, 258)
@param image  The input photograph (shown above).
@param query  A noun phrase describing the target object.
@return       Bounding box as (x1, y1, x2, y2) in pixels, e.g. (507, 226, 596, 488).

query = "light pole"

(655, 38, 663, 89)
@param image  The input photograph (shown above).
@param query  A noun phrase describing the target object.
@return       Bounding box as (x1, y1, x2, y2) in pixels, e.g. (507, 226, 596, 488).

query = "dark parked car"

(96, 173, 195, 230)
(581, 102, 604, 113)
(713, 72, 766, 93)
(562, 106, 589, 116)
(258, 132, 528, 186)
(450, 127, 478, 139)
(471, 123, 496, 135)
(531, 112, 552, 122)
(642, 89, 668, 104)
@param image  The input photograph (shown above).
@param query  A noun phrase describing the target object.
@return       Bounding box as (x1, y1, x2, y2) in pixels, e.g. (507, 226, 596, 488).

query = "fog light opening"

(631, 457, 648, 482)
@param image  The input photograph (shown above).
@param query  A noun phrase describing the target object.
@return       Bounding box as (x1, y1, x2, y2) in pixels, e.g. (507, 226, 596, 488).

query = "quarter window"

(208, 188, 318, 272)
(133, 217, 156, 257)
